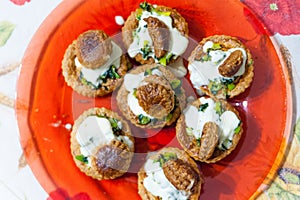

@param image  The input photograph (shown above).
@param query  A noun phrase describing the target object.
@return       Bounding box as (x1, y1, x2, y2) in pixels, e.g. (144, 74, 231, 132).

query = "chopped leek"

(75, 155, 88, 164)
(138, 114, 151, 125)
(154, 152, 177, 167)
(199, 103, 209, 112)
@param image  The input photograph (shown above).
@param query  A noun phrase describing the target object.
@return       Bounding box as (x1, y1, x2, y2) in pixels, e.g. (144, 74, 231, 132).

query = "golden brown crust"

(188, 35, 254, 99)
(62, 40, 132, 97)
(138, 147, 203, 200)
(116, 64, 186, 129)
(122, 3, 188, 65)
(70, 107, 134, 180)
(176, 97, 243, 163)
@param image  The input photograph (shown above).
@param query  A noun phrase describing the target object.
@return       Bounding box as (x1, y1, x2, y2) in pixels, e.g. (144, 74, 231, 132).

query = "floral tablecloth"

(0, 0, 299, 199)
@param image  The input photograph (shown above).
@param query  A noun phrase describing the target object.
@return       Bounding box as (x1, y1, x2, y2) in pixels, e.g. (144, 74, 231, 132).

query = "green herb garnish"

(170, 79, 182, 94)
(248, 59, 254, 66)
(196, 138, 201, 146)
(200, 54, 211, 62)
(158, 52, 174, 66)
(80, 72, 99, 89)
(136, 8, 143, 20)
(214, 101, 223, 115)
(165, 113, 173, 122)
(139, 2, 171, 17)
(97, 65, 120, 84)
(208, 80, 223, 95)
(109, 118, 122, 133)
(75, 155, 88, 164)
(158, 56, 167, 66)
(139, 1, 152, 12)
(144, 68, 152, 76)
(227, 83, 236, 91)
(141, 40, 152, 59)
(138, 114, 151, 125)
(186, 127, 193, 136)
(155, 10, 171, 16)
(234, 125, 241, 134)
(170, 79, 182, 90)
(199, 103, 209, 112)
(211, 43, 222, 50)
(154, 152, 177, 167)
(133, 88, 137, 97)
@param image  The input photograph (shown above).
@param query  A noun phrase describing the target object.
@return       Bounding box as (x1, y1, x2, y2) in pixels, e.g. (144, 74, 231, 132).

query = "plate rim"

(16, 0, 296, 199)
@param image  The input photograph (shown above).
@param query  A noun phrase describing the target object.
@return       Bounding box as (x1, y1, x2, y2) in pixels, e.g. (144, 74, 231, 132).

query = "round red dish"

(16, 0, 294, 199)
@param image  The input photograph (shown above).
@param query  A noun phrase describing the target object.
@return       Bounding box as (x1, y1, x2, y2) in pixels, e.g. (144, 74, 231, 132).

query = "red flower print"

(242, 0, 300, 35)
(47, 188, 91, 200)
(10, 0, 30, 6)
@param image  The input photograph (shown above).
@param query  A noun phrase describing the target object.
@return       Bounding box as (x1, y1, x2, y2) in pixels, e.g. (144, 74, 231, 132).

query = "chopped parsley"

(208, 80, 224, 95)
(211, 43, 222, 50)
(141, 40, 152, 59)
(79, 72, 98, 89)
(133, 88, 137, 97)
(170, 79, 182, 94)
(214, 101, 223, 115)
(138, 114, 151, 125)
(99, 65, 120, 82)
(196, 138, 201, 146)
(227, 83, 236, 91)
(199, 103, 209, 112)
(170, 79, 181, 90)
(139, 1, 171, 17)
(234, 125, 241, 134)
(144, 66, 159, 76)
(154, 152, 177, 167)
(165, 113, 173, 122)
(248, 59, 254, 66)
(80, 65, 120, 89)
(75, 155, 88, 164)
(158, 53, 174, 66)
(108, 118, 122, 133)
(200, 54, 211, 62)
(200, 43, 222, 62)
(186, 127, 194, 136)
(139, 1, 152, 12)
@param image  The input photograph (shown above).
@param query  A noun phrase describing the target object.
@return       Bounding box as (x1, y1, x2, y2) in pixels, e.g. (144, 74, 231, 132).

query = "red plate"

(16, 0, 294, 199)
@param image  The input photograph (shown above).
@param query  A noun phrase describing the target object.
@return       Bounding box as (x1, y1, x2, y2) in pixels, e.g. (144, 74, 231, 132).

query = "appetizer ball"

(188, 35, 254, 99)
(62, 30, 132, 97)
(70, 107, 134, 180)
(122, 2, 189, 65)
(176, 96, 243, 163)
(138, 147, 203, 200)
(116, 64, 186, 128)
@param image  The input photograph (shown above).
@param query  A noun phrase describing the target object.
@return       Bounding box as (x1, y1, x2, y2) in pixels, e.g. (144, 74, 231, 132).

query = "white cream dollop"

(128, 10, 188, 61)
(184, 97, 219, 139)
(75, 41, 122, 87)
(76, 116, 115, 157)
(188, 41, 247, 93)
(184, 97, 240, 148)
(76, 116, 133, 161)
(124, 70, 164, 119)
(143, 159, 190, 200)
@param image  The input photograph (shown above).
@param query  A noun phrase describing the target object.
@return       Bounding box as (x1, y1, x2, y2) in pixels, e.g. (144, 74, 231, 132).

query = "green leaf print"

(0, 21, 16, 47)
(295, 118, 300, 143)
(278, 167, 300, 185)
(267, 182, 300, 200)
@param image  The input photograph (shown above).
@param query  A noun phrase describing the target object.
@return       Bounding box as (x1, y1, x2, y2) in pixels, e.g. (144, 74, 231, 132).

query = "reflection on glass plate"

(16, 0, 294, 199)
